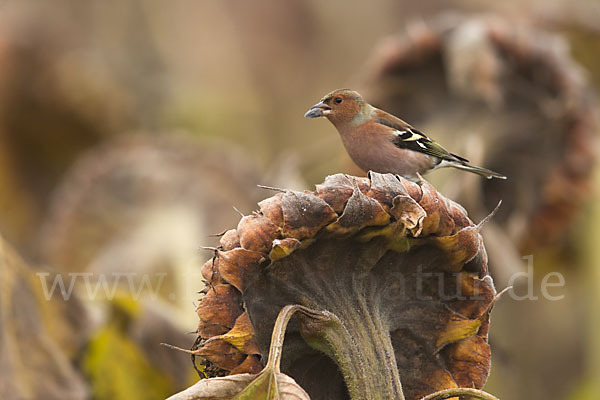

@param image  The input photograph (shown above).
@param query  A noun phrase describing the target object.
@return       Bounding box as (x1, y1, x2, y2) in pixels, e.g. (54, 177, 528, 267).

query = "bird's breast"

(338, 126, 435, 179)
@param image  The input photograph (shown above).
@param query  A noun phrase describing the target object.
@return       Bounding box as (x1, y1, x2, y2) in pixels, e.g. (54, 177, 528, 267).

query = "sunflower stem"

(300, 307, 405, 400)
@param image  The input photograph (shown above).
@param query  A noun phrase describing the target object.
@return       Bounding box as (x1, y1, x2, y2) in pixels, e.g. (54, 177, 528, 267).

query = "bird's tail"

(452, 162, 506, 179)
(438, 160, 507, 180)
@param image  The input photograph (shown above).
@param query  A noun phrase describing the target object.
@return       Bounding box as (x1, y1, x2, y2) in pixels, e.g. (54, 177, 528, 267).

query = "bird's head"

(304, 89, 370, 126)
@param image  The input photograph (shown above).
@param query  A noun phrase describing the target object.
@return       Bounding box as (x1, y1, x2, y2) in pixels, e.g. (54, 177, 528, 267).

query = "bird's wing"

(374, 113, 469, 163)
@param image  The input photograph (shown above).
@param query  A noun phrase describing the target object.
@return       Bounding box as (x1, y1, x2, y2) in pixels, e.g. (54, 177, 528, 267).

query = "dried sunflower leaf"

(166, 371, 310, 400)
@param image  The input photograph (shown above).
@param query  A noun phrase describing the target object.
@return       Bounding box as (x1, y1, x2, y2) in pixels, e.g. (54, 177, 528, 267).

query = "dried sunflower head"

(360, 15, 598, 253)
(195, 172, 496, 400)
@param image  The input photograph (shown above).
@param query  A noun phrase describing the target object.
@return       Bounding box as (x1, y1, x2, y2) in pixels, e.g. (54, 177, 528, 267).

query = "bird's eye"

(334, 97, 343, 104)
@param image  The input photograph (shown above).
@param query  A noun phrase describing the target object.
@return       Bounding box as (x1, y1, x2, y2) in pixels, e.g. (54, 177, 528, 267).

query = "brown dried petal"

(435, 314, 483, 352)
(197, 320, 230, 339)
(423, 370, 459, 398)
(229, 355, 263, 375)
(403, 179, 424, 202)
(201, 259, 225, 285)
(446, 201, 472, 231)
(315, 173, 357, 213)
(447, 273, 495, 319)
(419, 180, 455, 237)
(258, 193, 285, 228)
(197, 284, 242, 338)
(217, 312, 260, 355)
(237, 214, 281, 253)
(426, 227, 482, 272)
(215, 248, 265, 292)
(197, 339, 246, 371)
(442, 335, 491, 389)
(269, 238, 302, 262)
(220, 229, 240, 251)
(367, 173, 410, 209)
(326, 181, 390, 235)
(390, 195, 426, 236)
(280, 191, 337, 240)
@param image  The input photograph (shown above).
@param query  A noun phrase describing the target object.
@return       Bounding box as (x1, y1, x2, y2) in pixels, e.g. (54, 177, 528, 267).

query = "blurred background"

(0, 0, 599, 399)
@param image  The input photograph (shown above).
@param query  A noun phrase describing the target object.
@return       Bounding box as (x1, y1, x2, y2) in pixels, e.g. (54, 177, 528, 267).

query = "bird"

(304, 89, 506, 181)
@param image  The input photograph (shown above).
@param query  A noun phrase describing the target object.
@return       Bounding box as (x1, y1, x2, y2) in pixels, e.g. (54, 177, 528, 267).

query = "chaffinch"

(305, 89, 506, 181)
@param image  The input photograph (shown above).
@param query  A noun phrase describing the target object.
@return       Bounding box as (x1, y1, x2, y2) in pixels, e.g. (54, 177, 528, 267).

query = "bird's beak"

(304, 101, 331, 118)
